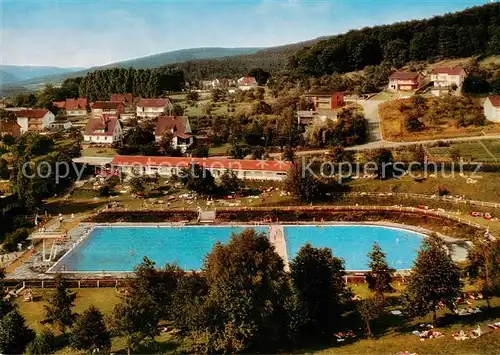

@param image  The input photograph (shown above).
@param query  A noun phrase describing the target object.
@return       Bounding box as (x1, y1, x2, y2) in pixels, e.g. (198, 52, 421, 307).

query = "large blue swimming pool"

(55, 225, 423, 272)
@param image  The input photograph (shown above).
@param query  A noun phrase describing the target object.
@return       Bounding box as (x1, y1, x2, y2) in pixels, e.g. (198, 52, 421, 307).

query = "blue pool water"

(285, 225, 423, 271)
(57, 225, 423, 272)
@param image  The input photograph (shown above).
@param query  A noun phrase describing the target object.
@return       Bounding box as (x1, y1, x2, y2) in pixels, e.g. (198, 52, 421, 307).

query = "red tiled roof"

(85, 117, 119, 136)
(66, 98, 87, 110)
(0, 121, 20, 132)
(487, 95, 500, 107)
(111, 155, 292, 172)
(14, 109, 50, 119)
(430, 67, 464, 75)
(110, 93, 133, 104)
(155, 116, 190, 138)
(91, 101, 123, 110)
(238, 77, 257, 86)
(304, 90, 343, 97)
(53, 101, 66, 109)
(389, 72, 421, 80)
(137, 98, 171, 108)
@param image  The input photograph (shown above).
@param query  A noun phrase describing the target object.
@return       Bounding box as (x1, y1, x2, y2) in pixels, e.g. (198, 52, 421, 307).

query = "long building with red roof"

(111, 155, 292, 181)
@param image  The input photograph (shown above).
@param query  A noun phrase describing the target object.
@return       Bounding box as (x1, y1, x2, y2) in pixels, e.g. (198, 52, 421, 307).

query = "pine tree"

(0, 308, 35, 354)
(42, 274, 76, 333)
(26, 329, 56, 355)
(404, 234, 462, 324)
(366, 242, 396, 294)
(70, 305, 111, 353)
(357, 294, 385, 338)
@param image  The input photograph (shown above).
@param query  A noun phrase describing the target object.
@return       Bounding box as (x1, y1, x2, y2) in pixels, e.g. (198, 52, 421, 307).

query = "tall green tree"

(467, 239, 500, 308)
(219, 169, 242, 193)
(181, 164, 216, 195)
(404, 234, 462, 323)
(290, 243, 350, 337)
(26, 329, 56, 355)
(70, 305, 111, 354)
(283, 160, 320, 202)
(357, 295, 385, 338)
(42, 273, 76, 333)
(365, 242, 396, 294)
(197, 229, 289, 353)
(0, 308, 35, 354)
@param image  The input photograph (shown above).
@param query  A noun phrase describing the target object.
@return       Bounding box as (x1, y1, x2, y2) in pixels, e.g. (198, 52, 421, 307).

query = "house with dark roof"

(136, 98, 173, 119)
(154, 116, 193, 152)
(484, 95, 500, 122)
(388, 72, 425, 91)
(0, 121, 21, 138)
(110, 93, 133, 106)
(90, 101, 124, 118)
(83, 116, 123, 145)
(14, 109, 55, 133)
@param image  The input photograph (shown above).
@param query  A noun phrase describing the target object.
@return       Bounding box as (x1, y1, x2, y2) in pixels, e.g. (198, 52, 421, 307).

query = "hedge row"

(84, 210, 198, 223)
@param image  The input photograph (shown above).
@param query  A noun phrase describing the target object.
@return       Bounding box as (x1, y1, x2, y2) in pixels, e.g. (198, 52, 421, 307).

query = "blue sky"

(0, 0, 493, 68)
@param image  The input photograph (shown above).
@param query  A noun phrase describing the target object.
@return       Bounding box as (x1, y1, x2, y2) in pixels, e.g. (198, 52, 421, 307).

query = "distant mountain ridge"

(0, 65, 84, 85)
(9, 47, 265, 89)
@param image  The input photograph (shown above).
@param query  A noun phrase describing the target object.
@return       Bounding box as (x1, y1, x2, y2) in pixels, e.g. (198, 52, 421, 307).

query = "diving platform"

(269, 225, 289, 271)
(29, 231, 67, 262)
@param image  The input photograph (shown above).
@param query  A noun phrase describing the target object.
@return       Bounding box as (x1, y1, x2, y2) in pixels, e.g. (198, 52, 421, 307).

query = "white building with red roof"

(154, 116, 193, 152)
(484, 95, 500, 122)
(388, 72, 425, 91)
(430, 67, 467, 89)
(136, 98, 173, 119)
(237, 76, 257, 91)
(111, 155, 292, 181)
(52, 98, 88, 116)
(83, 116, 123, 145)
(14, 109, 55, 133)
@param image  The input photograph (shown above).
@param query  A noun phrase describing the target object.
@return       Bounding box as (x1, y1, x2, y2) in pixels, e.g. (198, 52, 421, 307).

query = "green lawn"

(370, 91, 395, 101)
(427, 140, 500, 163)
(81, 147, 117, 157)
(15, 284, 500, 354)
(208, 143, 231, 156)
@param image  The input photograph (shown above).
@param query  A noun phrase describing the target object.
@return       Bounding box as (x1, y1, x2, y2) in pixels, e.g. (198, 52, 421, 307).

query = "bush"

(2, 228, 29, 253)
(26, 330, 56, 355)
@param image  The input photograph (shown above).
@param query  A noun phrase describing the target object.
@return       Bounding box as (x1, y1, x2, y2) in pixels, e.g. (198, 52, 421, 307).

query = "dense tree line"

(288, 3, 500, 77)
(78, 67, 184, 101)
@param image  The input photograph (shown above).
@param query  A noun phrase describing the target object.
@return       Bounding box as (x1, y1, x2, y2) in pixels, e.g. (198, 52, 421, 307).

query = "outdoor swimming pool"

(53, 225, 424, 272)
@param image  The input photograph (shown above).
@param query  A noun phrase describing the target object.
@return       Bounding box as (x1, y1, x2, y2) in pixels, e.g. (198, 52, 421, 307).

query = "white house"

(83, 116, 123, 145)
(136, 98, 173, 119)
(237, 77, 257, 91)
(14, 109, 55, 133)
(388, 72, 425, 91)
(484, 95, 500, 122)
(430, 67, 467, 89)
(154, 116, 193, 153)
(111, 155, 292, 182)
(65, 98, 88, 116)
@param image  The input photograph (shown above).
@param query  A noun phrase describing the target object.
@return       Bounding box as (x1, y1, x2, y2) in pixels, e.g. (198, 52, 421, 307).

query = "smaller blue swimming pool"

(285, 225, 423, 271)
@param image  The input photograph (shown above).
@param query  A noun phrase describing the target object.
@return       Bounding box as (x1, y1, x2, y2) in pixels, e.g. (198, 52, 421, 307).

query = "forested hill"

(289, 3, 500, 77)
(165, 3, 499, 82)
(166, 39, 323, 82)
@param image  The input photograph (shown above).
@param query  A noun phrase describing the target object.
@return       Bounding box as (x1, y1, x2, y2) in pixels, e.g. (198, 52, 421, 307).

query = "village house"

(303, 91, 345, 111)
(154, 116, 194, 153)
(110, 93, 133, 106)
(429, 67, 467, 96)
(90, 101, 124, 118)
(83, 116, 123, 145)
(388, 72, 425, 91)
(14, 109, 55, 133)
(0, 121, 21, 138)
(52, 98, 88, 116)
(111, 155, 292, 181)
(136, 98, 173, 119)
(237, 76, 257, 91)
(484, 95, 500, 122)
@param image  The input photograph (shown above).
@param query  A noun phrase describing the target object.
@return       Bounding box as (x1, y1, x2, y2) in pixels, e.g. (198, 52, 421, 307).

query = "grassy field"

(81, 147, 117, 157)
(208, 143, 231, 156)
(14, 283, 500, 354)
(379, 99, 500, 142)
(426, 140, 500, 163)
